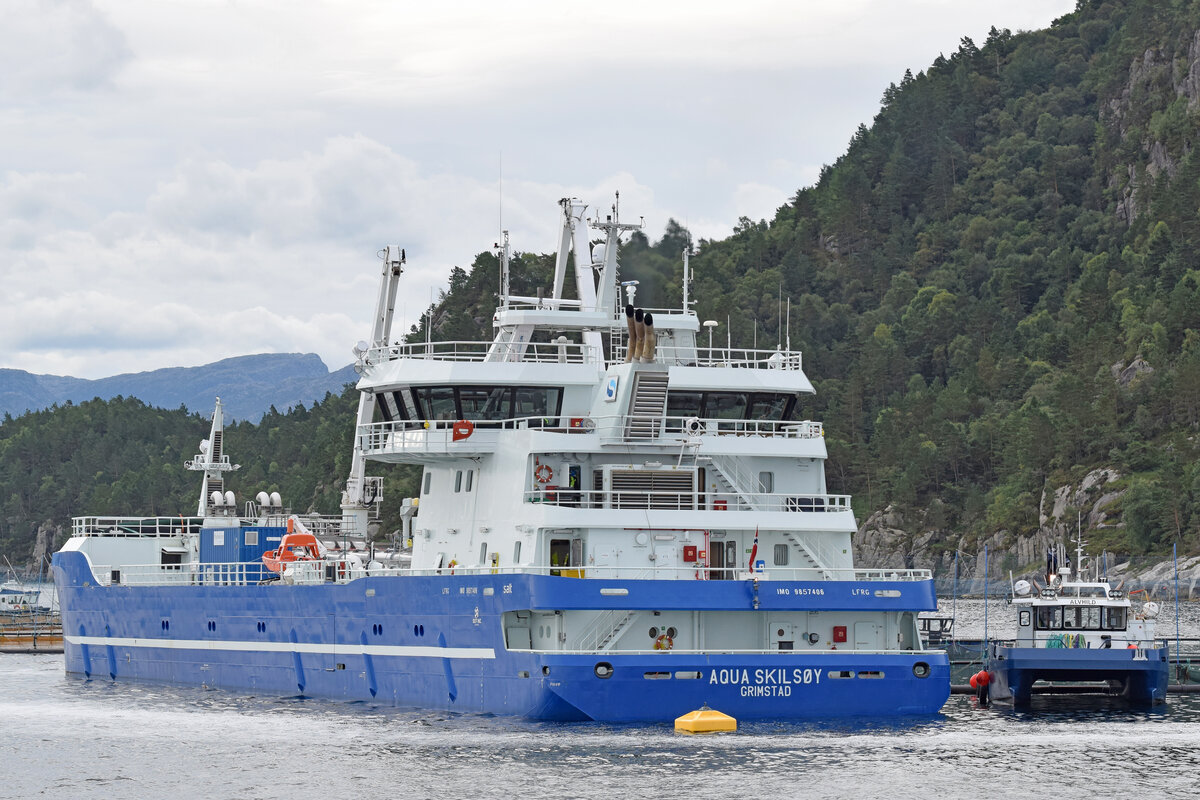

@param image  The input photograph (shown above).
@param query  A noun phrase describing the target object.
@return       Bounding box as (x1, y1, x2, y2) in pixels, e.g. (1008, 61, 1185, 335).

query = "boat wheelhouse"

(53, 195, 950, 721)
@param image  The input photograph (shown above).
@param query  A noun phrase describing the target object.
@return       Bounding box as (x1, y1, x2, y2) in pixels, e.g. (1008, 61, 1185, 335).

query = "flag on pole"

(749, 527, 759, 573)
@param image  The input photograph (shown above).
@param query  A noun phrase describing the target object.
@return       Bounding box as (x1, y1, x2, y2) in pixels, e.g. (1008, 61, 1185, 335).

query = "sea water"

(2, 599, 1198, 800)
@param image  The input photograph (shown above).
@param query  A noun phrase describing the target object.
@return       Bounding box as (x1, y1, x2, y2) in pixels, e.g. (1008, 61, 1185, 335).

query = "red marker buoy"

(978, 671, 990, 686)
(969, 674, 978, 689)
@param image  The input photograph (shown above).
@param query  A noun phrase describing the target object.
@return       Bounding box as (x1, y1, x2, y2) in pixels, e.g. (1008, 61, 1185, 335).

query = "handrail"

(356, 416, 825, 454)
(360, 338, 803, 370)
(523, 488, 852, 513)
(83, 560, 932, 587)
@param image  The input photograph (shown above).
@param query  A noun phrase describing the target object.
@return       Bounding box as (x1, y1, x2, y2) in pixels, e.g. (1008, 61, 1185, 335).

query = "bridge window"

(414, 386, 457, 421)
(748, 393, 793, 421)
(705, 392, 748, 420)
(1104, 607, 1127, 630)
(459, 386, 511, 421)
(514, 387, 562, 420)
(1035, 606, 1062, 630)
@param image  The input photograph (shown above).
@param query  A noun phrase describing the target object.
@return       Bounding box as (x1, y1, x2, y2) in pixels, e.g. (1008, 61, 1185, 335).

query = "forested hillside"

(4, 0, 1200, 568)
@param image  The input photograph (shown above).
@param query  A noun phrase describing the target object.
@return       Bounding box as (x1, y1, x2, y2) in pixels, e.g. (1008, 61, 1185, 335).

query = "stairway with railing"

(575, 609, 637, 653)
(624, 371, 669, 440)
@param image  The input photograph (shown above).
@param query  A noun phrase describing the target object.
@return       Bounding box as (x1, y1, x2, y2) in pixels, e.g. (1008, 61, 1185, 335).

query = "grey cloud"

(0, 0, 131, 97)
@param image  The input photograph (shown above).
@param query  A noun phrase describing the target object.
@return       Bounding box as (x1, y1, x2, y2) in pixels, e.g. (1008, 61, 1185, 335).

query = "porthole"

(666, 626, 677, 638)
(594, 662, 613, 679)
(648, 626, 659, 639)
(913, 662, 930, 679)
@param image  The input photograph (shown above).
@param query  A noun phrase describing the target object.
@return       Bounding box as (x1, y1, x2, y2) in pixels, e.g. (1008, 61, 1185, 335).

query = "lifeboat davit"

(262, 532, 323, 573)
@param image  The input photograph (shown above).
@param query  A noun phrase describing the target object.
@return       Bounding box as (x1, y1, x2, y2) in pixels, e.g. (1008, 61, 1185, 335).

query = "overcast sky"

(1, 0, 1075, 379)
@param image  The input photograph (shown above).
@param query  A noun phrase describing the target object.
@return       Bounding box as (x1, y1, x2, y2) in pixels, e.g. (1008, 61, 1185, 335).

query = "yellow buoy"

(675, 705, 736, 733)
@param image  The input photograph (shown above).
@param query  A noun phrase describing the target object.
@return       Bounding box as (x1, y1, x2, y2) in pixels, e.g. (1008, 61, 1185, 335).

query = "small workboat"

(986, 535, 1168, 706)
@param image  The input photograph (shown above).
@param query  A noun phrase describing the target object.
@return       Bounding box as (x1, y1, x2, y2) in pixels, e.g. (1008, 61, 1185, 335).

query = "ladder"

(625, 371, 669, 440)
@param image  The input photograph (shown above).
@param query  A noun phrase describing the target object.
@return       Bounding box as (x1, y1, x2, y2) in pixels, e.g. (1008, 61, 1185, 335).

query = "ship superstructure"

(53, 196, 949, 720)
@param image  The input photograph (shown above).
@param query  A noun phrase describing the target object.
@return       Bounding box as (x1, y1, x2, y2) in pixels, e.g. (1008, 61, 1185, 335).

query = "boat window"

(401, 389, 419, 420)
(465, 470, 474, 492)
(1062, 606, 1100, 630)
(1019, 610, 1030, 627)
(454, 471, 463, 493)
(513, 541, 521, 564)
(459, 386, 512, 421)
(666, 391, 703, 422)
(479, 543, 487, 564)
(704, 392, 748, 420)
(422, 472, 432, 495)
(1080, 586, 1107, 597)
(748, 393, 793, 421)
(414, 386, 457, 421)
(390, 391, 409, 420)
(773, 544, 788, 566)
(513, 387, 562, 422)
(759, 471, 774, 493)
(1035, 606, 1062, 630)
(375, 393, 394, 422)
(1104, 607, 1127, 630)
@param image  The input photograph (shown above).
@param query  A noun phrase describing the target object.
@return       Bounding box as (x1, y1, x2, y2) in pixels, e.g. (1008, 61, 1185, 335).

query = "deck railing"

(82, 560, 932, 588)
(357, 415, 824, 455)
(362, 338, 803, 371)
(522, 488, 852, 513)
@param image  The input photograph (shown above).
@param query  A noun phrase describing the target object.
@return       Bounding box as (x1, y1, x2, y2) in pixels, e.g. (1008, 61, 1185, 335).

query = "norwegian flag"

(749, 527, 759, 573)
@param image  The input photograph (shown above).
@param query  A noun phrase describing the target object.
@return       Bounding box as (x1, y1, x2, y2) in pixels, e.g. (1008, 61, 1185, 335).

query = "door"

(854, 621, 883, 651)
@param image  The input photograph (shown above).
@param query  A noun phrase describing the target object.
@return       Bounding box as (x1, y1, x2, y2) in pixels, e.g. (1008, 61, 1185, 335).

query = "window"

(748, 393, 792, 421)
(1104, 607, 1127, 630)
(1063, 606, 1101, 630)
(422, 472, 432, 495)
(1035, 606, 1062, 630)
(479, 543, 488, 564)
(413, 386, 457, 421)
(773, 544, 789, 566)
(759, 471, 774, 493)
(513, 541, 521, 564)
(514, 387, 562, 422)
(244, 531, 258, 546)
(459, 386, 512, 421)
(665, 391, 703, 427)
(1019, 610, 1031, 627)
(704, 392, 748, 419)
(455, 471, 463, 492)
(465, 470, 474, 492)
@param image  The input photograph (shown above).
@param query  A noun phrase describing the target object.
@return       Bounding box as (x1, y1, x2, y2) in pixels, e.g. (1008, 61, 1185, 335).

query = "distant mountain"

(0, 353, 358, 422)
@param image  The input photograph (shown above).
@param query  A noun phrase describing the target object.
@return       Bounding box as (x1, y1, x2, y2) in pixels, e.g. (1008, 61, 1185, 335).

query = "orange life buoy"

(535, 463, 553, 483)
(452, 420, 475, 441)
(654, 634, 673, 651)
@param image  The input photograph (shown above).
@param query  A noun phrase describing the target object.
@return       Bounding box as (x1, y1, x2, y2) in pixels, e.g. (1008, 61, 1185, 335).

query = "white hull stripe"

(66, 635, 495, 660)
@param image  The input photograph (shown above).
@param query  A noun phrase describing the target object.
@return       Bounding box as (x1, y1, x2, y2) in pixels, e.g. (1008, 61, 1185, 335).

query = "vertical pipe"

(983, 545, 989, 666)
(1176, 542, 1181, 683)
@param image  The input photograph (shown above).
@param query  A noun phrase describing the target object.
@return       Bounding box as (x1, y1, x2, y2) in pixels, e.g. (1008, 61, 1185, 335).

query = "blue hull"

(990, 645, 1169, 706)
(53, 551, 950, 721)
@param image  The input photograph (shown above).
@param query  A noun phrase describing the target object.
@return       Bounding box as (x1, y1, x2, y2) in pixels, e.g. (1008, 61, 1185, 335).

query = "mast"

(185, 397, 240, 517)
(342, 245, 405, 532)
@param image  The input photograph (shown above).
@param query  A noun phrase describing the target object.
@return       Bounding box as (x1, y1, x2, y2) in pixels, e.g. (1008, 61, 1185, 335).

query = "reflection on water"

(3, 653, 1200, 800)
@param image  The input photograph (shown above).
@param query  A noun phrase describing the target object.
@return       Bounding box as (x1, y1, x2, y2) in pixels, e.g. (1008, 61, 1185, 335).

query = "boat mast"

(342, 245, 405, 533)
(185, 398, 240, 517)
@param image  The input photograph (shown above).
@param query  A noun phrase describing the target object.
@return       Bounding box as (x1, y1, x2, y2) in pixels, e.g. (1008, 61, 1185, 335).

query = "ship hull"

(54, 551, 949, 721)
(989, 644, 1169, 706)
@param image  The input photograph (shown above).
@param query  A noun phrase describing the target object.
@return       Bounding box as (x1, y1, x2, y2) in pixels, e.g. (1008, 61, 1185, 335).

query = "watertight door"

(854, 621, 883, 651)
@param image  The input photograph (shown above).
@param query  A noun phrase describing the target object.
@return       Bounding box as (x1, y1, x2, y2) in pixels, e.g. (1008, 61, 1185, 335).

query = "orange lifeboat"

(262, 532, 323, 573)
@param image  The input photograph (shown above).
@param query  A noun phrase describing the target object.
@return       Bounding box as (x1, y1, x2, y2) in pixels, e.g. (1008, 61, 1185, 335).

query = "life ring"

(535, 463, 553, 483)
(654, 634, 673, 651)
(448, 559, 458, 575)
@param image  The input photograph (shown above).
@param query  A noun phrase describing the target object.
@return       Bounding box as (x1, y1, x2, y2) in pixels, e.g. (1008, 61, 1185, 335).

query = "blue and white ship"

(987, 537, 1169, 706)
(53, 196, 950, 721)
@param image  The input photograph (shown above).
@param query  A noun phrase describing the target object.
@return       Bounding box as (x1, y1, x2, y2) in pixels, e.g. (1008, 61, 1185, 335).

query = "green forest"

(4, 0, 1200, 567)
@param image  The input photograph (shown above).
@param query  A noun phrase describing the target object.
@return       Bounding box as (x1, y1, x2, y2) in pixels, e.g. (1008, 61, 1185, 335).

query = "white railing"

(611, 344, 803, 371)
(357, 415, 824, 455)
(523, 488, 852, 513)
(360, 337, 803, 371)
(73, 516, 205, 538)
(365, 340, 602, 366)
(85, 561, 932, 587)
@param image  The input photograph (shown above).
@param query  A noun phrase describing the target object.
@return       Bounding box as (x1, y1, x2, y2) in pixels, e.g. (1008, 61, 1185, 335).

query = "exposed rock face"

(1111, 357, 1154, 387)
(854, 468, 1127, 583)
